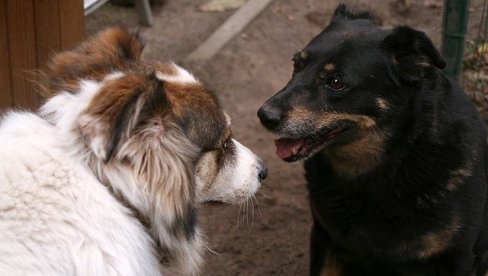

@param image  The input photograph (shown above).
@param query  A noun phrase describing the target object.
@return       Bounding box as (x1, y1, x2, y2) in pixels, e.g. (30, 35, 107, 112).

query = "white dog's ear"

(44, 27, 144, 95)
(79, 73, 166, 161)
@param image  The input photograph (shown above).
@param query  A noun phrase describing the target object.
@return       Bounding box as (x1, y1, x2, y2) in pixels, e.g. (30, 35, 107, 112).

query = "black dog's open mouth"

(274, 125, 348, 162)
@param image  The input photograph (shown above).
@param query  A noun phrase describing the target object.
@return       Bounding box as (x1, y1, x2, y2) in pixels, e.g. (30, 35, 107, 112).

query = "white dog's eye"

(223, 138, 232, 149)
(151, 118, 163, 127)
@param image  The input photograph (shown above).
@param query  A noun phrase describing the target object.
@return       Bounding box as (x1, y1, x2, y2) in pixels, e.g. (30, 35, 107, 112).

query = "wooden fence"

(0, 0, 84, 111)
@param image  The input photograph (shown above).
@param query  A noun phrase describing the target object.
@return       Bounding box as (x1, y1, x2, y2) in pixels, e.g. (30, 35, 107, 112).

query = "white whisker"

(253, 195, 263, 221)
(251, 197, 255, 227)
(245, 199, 249, 227)
(288, 42, 301, 52)
(203, 245, 219, 255)
(236, 201, 243, 231)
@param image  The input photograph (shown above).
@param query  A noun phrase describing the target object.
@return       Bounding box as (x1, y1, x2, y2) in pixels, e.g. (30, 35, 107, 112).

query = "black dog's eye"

(326, 77, 349, 91)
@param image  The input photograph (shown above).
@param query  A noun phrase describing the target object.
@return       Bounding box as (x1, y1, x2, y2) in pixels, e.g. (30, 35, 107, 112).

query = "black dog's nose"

(258, 161, 268, 181)
(257, 104, 282, 130)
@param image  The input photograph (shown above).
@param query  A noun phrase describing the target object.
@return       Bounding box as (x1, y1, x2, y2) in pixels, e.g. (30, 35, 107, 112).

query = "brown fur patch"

(42, 27, 144, 96)
(418, 216, 461, 259)
(85, 74, 146, 120)
(163, 82, 218, 117)
(324, 130, 385, 177)
(376, 98, 389, 110)
(324, 63, 336, 72)
(322, 254, 342, 276)
(196, 151, 219, 193)
(164, 81, 227, 150)
(82, 73, 165, 160)
(446, 161, 473, 191)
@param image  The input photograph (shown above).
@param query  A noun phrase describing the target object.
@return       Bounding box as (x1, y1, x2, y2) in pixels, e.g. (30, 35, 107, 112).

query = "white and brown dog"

(0, 28, 266, 275)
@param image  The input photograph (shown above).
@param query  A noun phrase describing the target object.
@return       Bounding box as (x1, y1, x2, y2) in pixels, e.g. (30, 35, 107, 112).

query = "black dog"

(258, 4, 488, 276)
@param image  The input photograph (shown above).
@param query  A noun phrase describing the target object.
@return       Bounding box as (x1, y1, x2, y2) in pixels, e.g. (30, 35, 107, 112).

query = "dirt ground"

(86, 0, 487, 275)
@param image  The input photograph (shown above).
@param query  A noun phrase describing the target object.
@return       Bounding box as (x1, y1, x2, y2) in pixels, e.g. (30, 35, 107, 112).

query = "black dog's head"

(258, 4, 446, 174)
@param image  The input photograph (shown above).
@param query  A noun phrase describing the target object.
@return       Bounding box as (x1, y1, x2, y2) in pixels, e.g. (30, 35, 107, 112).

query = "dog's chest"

(304, 154, 459, 261)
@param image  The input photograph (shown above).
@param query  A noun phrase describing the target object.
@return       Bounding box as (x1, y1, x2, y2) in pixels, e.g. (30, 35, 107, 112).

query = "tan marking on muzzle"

(288, 108, 382, 178)
(288, 107, 376, 130)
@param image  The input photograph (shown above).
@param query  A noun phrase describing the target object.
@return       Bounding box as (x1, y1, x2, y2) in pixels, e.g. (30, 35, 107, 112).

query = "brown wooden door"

(0, 0, 84, 111)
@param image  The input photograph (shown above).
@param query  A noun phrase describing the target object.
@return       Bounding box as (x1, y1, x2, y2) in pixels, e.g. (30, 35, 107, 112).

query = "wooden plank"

(0, 0, 13, 111)
(6, 0, 39, 109)
(34, 0, 61, 69)
(185, 0, 274, 62)
(59, 0, 84, 50)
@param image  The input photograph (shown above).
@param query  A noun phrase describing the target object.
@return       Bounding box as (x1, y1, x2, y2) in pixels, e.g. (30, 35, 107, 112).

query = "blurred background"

(1, 0, 487, 274)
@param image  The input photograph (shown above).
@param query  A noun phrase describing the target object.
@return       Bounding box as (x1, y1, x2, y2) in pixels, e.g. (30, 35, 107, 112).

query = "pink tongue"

(274, 138, 305, 159)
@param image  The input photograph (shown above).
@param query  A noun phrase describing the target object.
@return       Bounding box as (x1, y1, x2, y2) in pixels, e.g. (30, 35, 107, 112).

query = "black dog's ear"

(331, 4, 376, 23)
(383, 26, 446, 83)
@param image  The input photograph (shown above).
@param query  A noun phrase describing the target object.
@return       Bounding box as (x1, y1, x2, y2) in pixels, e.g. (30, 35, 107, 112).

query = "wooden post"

(0, 0, 84, 111)
(0, 1, 12, 111)
(441, 0, 470, 80)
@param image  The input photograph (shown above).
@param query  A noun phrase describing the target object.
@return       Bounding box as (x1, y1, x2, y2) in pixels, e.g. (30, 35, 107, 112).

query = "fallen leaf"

(424, 0, 442, 8)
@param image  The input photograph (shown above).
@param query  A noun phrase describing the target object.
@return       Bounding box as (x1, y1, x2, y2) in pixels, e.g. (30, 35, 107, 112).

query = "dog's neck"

(322, 126, 387, 179)
(39, 82, 205, 275)
(90, 149, 204, 275)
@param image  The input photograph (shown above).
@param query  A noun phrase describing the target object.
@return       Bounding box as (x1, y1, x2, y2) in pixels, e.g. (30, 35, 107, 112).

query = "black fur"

(172, 204, 198, 241)
(258, 5, 488, 276)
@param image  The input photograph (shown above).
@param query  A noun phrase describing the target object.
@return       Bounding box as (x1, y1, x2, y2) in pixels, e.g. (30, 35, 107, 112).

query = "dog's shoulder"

(440, 80, 486, 145)
(0, 111, 160, 275)
(0, 111, 53, 141)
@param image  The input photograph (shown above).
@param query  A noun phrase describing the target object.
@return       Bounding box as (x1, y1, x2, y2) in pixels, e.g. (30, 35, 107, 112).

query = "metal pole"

(135, 0, 154, 27)
(441, 0, 470, 80)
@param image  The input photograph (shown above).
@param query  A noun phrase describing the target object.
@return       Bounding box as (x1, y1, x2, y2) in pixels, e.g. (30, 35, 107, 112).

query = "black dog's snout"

(258, 161, 268, 181)
(257, 104, 282, 130)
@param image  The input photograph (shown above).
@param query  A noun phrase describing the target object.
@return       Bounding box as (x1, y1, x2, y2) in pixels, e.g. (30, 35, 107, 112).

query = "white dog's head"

(196, 114, 267, 204)
(40, 27, 266, 275)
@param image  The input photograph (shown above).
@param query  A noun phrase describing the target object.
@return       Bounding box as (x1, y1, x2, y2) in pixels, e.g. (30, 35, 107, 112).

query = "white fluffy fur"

(156, 63, 198, 84)
(0, 111, 160, 275)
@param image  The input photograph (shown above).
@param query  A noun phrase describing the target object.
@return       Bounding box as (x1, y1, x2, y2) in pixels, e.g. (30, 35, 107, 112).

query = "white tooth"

(292, 147, 298, 155)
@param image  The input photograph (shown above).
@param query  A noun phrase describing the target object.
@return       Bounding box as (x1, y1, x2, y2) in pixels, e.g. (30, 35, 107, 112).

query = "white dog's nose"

(258, 161, 268, 181)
